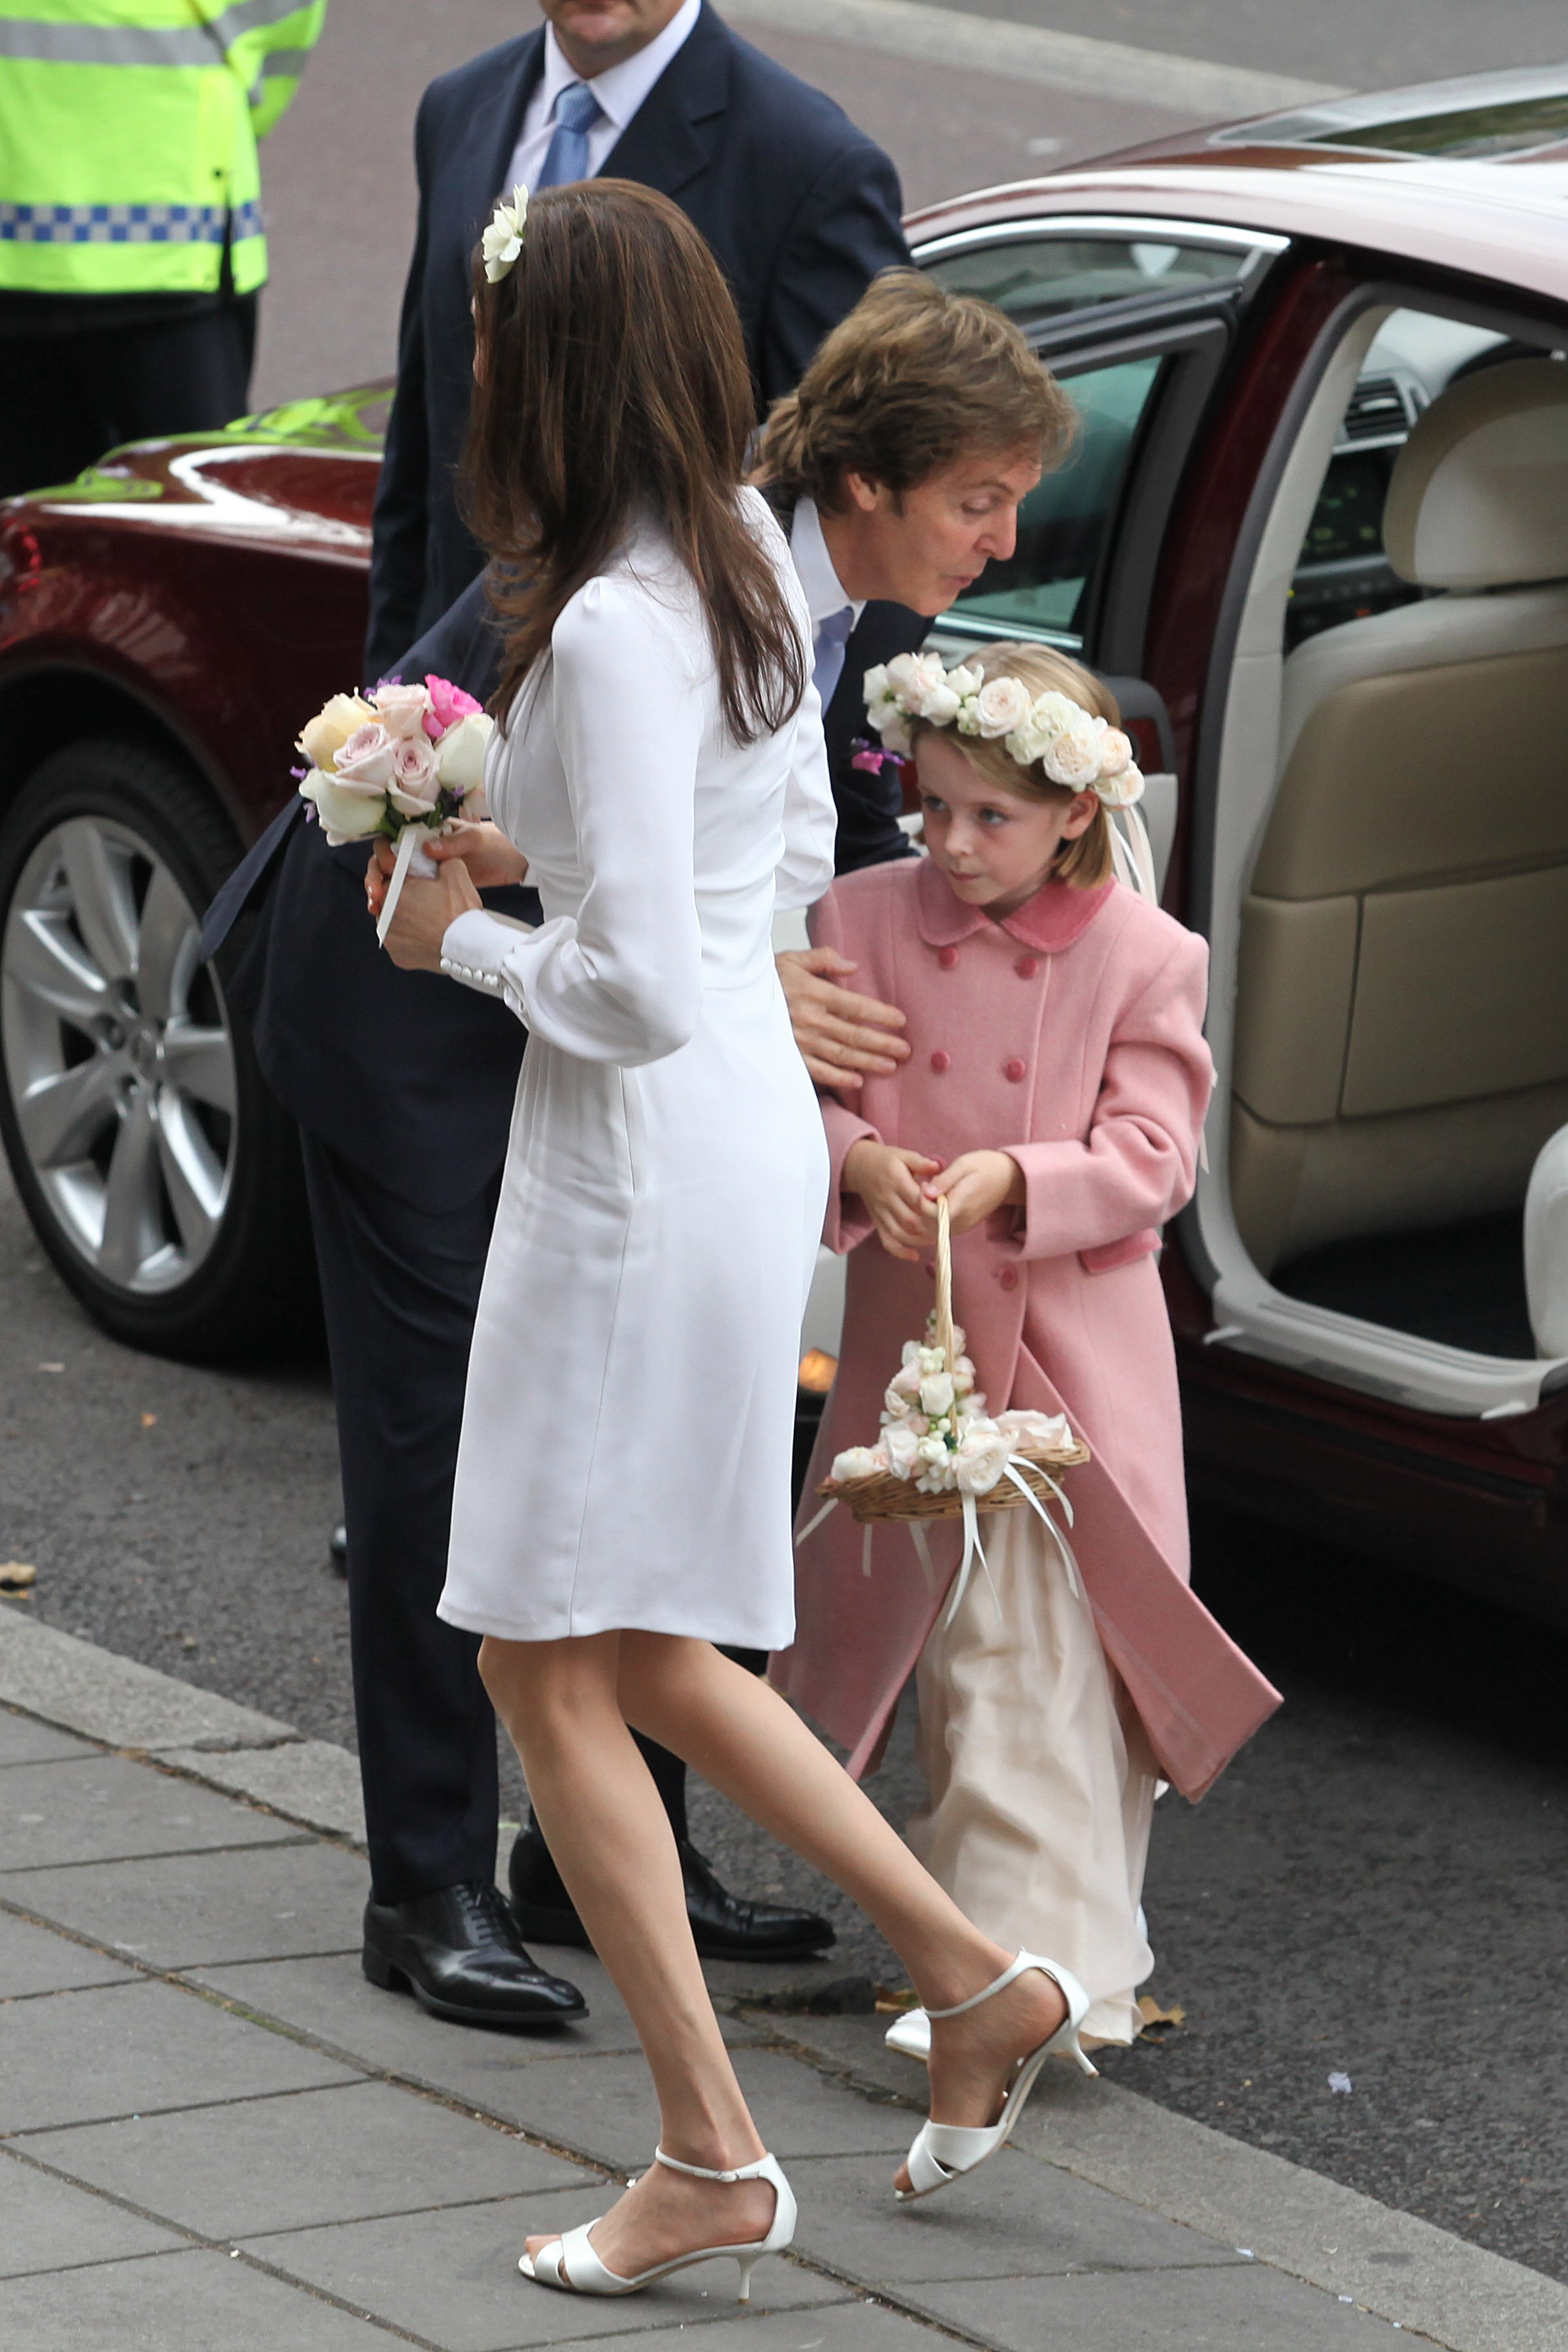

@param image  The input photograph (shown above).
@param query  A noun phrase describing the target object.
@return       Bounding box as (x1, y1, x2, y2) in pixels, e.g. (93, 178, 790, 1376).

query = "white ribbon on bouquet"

(375, 823, 442, 948)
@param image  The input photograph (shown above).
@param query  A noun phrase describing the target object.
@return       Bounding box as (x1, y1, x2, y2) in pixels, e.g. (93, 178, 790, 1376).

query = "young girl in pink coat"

(775, 642, 1279, 2050)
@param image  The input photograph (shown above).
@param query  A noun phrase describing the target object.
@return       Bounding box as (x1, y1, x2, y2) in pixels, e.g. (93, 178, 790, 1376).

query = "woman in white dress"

(378, 180, 1094, 2302)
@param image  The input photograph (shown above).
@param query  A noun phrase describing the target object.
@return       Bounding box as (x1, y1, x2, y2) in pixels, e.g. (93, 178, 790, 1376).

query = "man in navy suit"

(213, 1, 915, 2031)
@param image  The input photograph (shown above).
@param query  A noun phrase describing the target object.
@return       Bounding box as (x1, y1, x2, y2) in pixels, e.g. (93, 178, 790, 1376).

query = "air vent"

(1341, 374, 1413, 442)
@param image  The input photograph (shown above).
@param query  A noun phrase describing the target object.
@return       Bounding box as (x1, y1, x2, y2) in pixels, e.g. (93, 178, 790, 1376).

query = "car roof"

(907, 67, 1568, 311)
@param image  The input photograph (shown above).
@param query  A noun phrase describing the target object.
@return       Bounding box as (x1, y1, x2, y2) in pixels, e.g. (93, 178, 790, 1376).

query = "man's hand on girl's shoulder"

(844, 1139, 942, 1260)
(778, 947, 910, 1090)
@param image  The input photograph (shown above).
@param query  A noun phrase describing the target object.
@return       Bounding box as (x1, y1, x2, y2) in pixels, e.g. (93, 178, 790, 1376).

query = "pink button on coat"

(772, 858, 1281, 1801)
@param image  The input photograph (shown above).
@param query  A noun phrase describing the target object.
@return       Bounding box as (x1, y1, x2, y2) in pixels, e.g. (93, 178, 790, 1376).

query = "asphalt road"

(5, 1138, 1567, 2284)
(7, 0, 1568, 2299)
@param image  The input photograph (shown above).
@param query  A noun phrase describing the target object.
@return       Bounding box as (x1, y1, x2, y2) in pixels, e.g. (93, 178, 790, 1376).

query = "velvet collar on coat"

(913, 857, 1116, 954)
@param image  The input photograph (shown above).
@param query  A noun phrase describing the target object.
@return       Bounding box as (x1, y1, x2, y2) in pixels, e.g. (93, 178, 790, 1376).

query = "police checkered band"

(0, 200, 264, 246)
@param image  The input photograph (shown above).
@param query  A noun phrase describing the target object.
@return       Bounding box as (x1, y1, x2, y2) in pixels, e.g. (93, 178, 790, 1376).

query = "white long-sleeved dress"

(434, 493, 835, 1648)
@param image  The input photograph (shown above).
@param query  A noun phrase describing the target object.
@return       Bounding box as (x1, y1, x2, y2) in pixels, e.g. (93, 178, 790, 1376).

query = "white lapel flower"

(483, 185, 529, 284)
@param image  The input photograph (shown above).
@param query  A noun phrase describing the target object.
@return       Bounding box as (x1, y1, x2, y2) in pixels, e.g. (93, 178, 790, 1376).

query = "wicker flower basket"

(815, 1196, 1088, 1527)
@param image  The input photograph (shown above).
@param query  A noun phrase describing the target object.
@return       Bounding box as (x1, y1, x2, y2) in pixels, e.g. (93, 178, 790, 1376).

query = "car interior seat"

(1229, 356, 1568, 1286)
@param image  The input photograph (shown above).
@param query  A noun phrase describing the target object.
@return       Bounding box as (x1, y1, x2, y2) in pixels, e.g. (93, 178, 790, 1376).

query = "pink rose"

(332, 723, 398, 792)
(387, 734, 440, 815)
(374, 681, 434, 741)
(425, 674, 483, 737)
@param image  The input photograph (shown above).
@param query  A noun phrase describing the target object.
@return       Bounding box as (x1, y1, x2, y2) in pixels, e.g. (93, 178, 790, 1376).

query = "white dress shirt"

(789, 497, 864, 640)
(504, 0, 702, 193)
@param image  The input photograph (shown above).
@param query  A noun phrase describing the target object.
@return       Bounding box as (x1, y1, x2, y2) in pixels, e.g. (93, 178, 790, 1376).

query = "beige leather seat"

(1231, 357, 1568, 1275)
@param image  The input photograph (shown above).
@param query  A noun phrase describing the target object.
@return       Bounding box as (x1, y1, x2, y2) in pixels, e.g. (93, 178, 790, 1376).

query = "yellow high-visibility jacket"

(0, 0, 327, 295)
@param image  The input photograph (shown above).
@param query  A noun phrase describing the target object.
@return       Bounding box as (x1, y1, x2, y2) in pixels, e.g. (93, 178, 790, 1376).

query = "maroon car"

(5, 69, 1568, 1624)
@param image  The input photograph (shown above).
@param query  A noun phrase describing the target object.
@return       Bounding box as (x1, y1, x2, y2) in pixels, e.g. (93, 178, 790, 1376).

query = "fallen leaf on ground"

(0, 1561, 37, 1591)
(140, 1413, 157, 1428)
(874, 1982, 920, 2012)
(1137, 1995, 1186, 2034)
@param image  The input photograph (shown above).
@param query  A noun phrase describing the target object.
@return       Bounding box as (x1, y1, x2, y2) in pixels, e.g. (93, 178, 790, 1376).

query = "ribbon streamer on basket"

(797, 1198, 1091, 1626)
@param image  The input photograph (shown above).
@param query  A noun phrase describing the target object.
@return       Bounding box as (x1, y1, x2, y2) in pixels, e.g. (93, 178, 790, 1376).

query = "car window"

(943, 355, 1164, 647)
(923, 235, 1249, 329)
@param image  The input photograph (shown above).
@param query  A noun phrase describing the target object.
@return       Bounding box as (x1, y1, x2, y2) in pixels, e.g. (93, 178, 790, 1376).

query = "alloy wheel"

(1, 814, 238, 1296)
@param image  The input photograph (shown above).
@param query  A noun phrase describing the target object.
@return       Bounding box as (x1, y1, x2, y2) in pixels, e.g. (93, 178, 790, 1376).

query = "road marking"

(723, 0, 1346, 121)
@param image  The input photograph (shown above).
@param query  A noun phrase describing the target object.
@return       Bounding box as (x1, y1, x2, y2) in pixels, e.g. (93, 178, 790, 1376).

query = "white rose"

(887, 651, 949, 719)
(998, 1408, 1073, 1452)
(882, 1422, 921, 1478)
(1096, 760, 1145, 811)
(972, 676, 1034, 740)
(299, 770, 384, 845)
(1098, 727, 1133, 777)
(953, 1422, 1011, 1495)
(482, 186, 528, 283)
(920, 678, 963, 725)
(919, 1370, 955, 1418)
(1042, 716, 1105, 787)
(884, 1385, 913, 1420)
(862, 662, 890, 712)
(831, 1445, 887, 1482)
(888, 1360, 923, 1401)
(433, 710, 493, 794)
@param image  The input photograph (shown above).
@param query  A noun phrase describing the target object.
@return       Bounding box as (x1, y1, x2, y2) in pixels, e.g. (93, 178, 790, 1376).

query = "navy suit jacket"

(368, 1, 909, 676)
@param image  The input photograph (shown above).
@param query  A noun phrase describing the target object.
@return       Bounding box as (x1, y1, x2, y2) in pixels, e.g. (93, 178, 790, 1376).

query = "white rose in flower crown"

(887, 651, 951, 719)
(1041, 715, 1105, 787)
(373, 682, 433, 742)
(299, 769, 386, 845)
(1095, 760, 1145, 811)
(971, 675, 1034, 740)
(1097, 727, 1133, 777)
(297, 693, 376, 774)
(433, 710, 493, 795)
(831, 1444, 888, 1482)
(919, 1370, 956, 1418)
(333, 722, 399, 792)
(920, 676, 964, 725)
(1005, 689, 1079, 768)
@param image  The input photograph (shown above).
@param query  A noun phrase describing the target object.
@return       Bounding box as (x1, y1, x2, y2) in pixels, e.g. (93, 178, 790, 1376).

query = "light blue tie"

(536, 81, 604, 189)
(812, 606, 855, 711)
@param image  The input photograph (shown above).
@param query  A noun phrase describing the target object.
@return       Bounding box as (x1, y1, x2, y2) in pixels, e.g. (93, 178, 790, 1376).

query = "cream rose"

(297, 693, 377, 774)
(953, 1422, 1011, 1495)
(298, 770, 385, 845)
(919, 1369, 956, 1418)
(433, 710, 493, 794)
(971, 675, 1033, 740)
(1042, 716, 1105, 787)
(1095, 760, 1145, 810)
(1098, 727, 1133, 776)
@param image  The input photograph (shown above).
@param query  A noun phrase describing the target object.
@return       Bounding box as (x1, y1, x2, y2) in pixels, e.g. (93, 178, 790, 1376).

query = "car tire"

(0, 737, 319, 1364)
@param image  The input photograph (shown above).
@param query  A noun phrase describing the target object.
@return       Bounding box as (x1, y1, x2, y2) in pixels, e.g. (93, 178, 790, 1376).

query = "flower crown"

(482, 184, 529, 284)
(862, 651, 1145, 810)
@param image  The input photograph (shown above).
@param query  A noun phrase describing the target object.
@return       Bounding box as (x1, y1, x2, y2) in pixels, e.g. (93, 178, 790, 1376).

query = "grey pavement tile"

(439, 2050, 917, 2173)
(251, 2187, 850, 2351)
(0, 2245, 412, 2349)
(909, 2261, 1405, 2348)
(189, 1946, 757, 2074)
(154, 1739, 367, 1846)
(0, 1978, 357, 2134)
(602, 2300, 948, 2347)
(0, 1707, 96, 1767)
(0, 1837, 365, 1967)
(0, 2148, 184, 2278)
(0, 1609, 295, 1754)
(31, 2078, 591, 2240)
(0, 1906, 138, 1997)
(789, 2148, 1245, 2285)
(0, 1755, 300, 1872)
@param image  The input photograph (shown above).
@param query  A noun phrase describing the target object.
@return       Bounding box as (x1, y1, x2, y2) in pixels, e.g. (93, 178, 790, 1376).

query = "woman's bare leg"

(615, 1634, 1071, 2191)
(479, 1633, 776, 2281)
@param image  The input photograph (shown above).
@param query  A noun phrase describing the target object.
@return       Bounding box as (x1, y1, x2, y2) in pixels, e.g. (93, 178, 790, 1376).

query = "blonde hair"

(913, 642, 1118, 889)
(752, 270, 1075, 512)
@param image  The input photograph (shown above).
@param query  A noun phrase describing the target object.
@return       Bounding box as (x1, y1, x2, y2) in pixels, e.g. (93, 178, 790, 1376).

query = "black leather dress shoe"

(508, 1825, 836, 1961)
(362, 1880, 587, 2028)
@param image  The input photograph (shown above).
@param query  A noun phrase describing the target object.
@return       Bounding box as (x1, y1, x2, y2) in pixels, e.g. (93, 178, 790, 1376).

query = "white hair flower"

(482, 185, 529, 284)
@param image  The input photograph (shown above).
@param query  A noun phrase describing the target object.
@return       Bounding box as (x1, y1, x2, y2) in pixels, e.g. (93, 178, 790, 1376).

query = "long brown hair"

(463, 180, 804, 741)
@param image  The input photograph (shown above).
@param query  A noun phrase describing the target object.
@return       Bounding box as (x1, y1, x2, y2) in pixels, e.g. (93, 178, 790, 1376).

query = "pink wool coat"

(773, 857, 1281, 1801)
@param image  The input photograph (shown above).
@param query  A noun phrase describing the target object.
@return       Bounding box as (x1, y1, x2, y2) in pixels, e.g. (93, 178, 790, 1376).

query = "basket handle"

(934, 1192, 956, 1375)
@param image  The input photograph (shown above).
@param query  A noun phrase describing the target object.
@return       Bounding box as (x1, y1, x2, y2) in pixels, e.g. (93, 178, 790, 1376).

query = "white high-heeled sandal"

(897, 1950, 1096, 2204)
(519, 2145, 796, 2301)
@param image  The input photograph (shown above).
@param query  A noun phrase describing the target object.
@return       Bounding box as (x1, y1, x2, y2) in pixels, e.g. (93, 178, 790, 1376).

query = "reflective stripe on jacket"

(0, 0, 327, 295)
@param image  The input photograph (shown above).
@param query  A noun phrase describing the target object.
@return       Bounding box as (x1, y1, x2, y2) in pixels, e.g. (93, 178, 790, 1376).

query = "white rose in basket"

(953, 1420, 1011, 1495)
(883, 1422, 921, 1478)
(919, 1370, 956, 1418)
(831, 1445, 889, 1482)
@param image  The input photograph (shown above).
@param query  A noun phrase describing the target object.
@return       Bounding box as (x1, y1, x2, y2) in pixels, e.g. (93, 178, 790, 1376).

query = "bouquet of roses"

(295, 676, 495, 944)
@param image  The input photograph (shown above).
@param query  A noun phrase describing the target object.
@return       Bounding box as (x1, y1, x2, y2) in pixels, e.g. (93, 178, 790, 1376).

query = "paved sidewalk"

(3, 1607, 1565, 2351)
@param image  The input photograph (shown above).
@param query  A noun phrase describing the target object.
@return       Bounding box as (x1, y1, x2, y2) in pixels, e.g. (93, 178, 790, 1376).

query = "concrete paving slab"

(29, 2078, 591, 2240)
(0, 1978, 357, 2133)
(0, 2244, 416, 2349)
(0, 1755, 301, 1872)
(0, 1705, 96, 1767)
(183, 1952, 762, 2104)
(0, 2148, 184, 2277)
(909, 2259, 1405, 2346)
(604, 2298, 946, 2347)
(0, 1607, 295, 1752)
(788, 2148, 1244, 2285)
(155, 1740, 368, 1846)
(250, 2187, 851, 2351)
(0, 1906, 139, 1997)
(0, 1838, 364, 1968)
